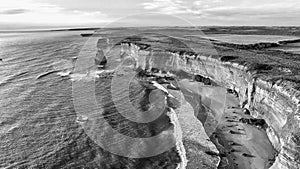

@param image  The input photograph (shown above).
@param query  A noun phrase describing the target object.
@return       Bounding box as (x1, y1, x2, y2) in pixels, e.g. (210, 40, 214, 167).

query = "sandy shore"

(215, 93, 276, 169)
(173, 79, 276, 169)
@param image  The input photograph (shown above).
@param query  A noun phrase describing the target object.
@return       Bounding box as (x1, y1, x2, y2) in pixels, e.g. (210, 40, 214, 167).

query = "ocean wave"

(57, 70, 72, 77)
(69, 69, 114, 81)
(36, 70, 60, 79)
(39, 58, 78, 79)
(0, 71, 29, 87)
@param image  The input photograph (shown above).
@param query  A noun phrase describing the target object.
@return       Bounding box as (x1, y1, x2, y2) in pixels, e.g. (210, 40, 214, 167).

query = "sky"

(0, 0, 299, 30)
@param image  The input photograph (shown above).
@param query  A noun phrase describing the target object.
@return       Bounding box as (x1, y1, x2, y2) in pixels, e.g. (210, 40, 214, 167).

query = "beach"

(172, 79, 276, 169)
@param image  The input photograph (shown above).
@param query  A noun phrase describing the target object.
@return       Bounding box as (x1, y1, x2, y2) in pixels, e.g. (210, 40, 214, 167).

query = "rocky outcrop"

(121, 42, 300, 169)
(95, 39, 108, 67)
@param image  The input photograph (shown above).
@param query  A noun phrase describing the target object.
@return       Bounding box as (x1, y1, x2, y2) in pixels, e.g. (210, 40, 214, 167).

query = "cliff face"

(187, 55, 300, 169)
(121, 42, 300, 169)
(93, 38, 222, 169)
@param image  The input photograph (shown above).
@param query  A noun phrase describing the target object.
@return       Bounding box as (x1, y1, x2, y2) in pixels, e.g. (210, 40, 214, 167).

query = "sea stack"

(95, 38, 108, 68)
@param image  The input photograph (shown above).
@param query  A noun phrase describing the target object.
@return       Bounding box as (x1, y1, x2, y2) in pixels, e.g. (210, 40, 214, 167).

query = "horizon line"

(1, 25, 300, 33)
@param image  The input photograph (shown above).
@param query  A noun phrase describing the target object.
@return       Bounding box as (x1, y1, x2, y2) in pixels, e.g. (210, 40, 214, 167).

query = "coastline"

(174, 79, 276, 169)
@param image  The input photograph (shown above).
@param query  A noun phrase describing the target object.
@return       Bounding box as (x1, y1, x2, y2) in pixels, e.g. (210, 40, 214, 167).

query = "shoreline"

(173, 79, 276, 169)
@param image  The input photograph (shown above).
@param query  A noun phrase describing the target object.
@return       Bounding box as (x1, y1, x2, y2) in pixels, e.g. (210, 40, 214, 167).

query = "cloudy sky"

(0, 0, 299, 30)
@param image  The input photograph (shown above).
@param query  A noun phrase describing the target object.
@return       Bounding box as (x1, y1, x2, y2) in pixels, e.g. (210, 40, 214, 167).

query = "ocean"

(0, 31, 103, 168)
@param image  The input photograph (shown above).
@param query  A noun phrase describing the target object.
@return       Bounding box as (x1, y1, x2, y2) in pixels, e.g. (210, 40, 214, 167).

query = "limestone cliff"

(120, 42, 300, 169)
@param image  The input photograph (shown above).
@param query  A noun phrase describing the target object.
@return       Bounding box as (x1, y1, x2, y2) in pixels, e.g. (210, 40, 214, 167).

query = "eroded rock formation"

(117, 41, 300, 169)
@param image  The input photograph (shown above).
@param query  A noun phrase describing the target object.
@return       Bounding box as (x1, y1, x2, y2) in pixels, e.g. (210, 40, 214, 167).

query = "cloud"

(1, 0, 299, 28)
(141, 0, 187, 14)
(203, 3, 300, 18)
(140, 0, 219, 15)
(140, 0, 300, 25)
(0, 0, 113, 27)
(0, 9, 30, 15)
(141, 0, 300, 16)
